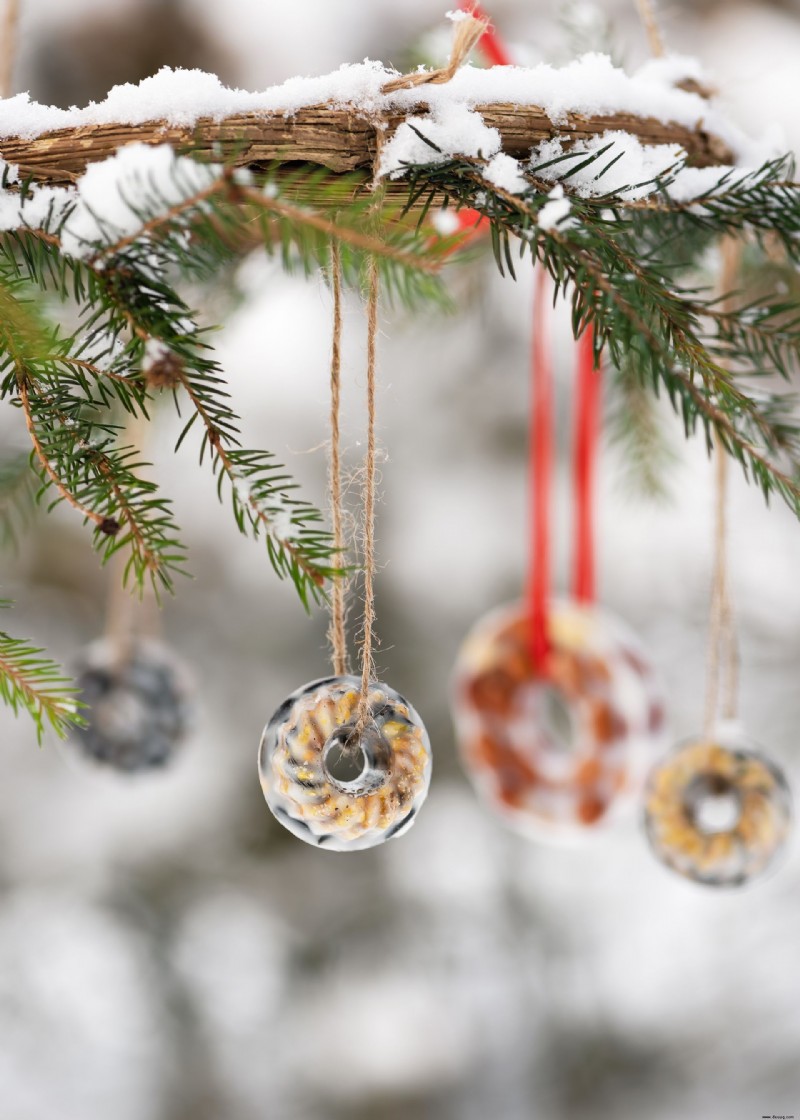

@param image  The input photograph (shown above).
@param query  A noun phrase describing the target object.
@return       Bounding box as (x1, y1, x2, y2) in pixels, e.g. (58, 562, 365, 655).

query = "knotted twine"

(381, 13, 489, 94)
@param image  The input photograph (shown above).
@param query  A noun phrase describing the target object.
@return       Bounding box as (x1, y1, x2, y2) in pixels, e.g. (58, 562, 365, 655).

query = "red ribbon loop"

(455, 3, 602, 633)
(573, 328, 601, 604)
(527, 267, 554, 666)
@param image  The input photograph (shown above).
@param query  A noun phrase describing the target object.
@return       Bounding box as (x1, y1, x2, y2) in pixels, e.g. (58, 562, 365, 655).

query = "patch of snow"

(59, 142, 219, 259)
(483, 152, 528, 194)
(536, 184, 574, 230)
(0, 56, 753, 165)
(531, 132, 760, 203)
(268, 494, 297, 542)
(665, 163, 750, 202)
(232, 477, 252, 504)
(0, 181, 73, 232)
(533, 132, 683, 199)
(634, 54, 713, 91)
(380, 101, 501, 177)
(143, 338, 170, 365)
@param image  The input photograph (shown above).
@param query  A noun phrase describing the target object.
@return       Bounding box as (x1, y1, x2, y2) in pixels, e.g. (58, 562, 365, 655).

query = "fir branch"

(0, 450, 37, 550)
(17, 376, 110, 529)
(0, 600, 84, 743)
(28, 159, 453, 312)
(2, 162, 372, 604)
(0, 276, 185, 587)
(0, 155, 448, 609)
(23, 381, 187, 586)
(174, 367, 341, 608)
(394, 148, 800, 518)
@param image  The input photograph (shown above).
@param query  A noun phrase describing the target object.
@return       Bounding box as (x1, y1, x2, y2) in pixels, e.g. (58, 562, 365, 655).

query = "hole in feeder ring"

(321, 724, 391, 795)
(538, 685, 578, 754)
(323, 735, 368, 787)
(686, 775, 742, 834)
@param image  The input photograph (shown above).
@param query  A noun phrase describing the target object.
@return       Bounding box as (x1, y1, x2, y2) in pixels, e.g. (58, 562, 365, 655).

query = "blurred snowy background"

(1, 1, 800, 1118)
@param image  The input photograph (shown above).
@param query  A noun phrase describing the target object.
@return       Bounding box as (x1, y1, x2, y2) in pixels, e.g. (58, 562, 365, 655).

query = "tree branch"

(0, 103, 734, 187)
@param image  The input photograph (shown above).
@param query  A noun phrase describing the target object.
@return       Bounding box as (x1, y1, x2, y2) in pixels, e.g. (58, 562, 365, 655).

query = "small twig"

(42, 354, 143, 389)
(89, 175, 227, 262)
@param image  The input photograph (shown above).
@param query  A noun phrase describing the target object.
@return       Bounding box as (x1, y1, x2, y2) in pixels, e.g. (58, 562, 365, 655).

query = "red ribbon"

(527, 267, 554, 666)
(527, 283, 602, 666)
(451, 4, 602, 642)
(573, 328, 601, 603)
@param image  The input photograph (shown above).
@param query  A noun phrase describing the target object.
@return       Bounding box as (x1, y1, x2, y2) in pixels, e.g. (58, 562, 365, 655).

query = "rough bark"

(0, 102, 734, 185)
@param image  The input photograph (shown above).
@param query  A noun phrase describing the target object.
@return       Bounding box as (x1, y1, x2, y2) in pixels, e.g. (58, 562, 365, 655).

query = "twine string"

(703, 237, 742, 735)
(327, 241, 349, 677)
(0, 0, 20, 100)
(634, 0, 666, 58)
(704, 431, 737, 734)
(355, 258, 380, 730)
(632, 0, 740, 735)
(381, 13, 488, 94)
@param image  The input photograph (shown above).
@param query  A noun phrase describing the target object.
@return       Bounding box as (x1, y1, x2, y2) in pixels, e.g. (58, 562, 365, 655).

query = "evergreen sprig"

(0, 601, 84, 743)
(395, 142, 800, 515)
(0, 275, 186, 588)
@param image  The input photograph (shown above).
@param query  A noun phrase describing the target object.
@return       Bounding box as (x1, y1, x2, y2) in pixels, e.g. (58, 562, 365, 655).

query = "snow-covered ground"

(1, 2, 800, 1119)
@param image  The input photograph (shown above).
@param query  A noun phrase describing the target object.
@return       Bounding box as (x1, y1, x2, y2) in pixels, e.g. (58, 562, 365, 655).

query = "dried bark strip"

(0, 102, 733, 185)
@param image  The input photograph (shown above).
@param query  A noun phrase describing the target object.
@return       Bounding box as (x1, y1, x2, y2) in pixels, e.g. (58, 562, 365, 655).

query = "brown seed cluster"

(644, 738, 792, 886)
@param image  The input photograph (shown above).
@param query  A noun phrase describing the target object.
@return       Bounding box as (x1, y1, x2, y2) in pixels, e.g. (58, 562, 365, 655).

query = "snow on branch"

(0, 59, 740, 186)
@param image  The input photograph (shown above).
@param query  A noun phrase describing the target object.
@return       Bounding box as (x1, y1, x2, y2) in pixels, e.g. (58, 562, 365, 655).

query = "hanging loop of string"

(0, 0, 20, 100)
(327, 241, 349, 677)
(355, 258, 380, 731)
(634, 0, 666, 58)
(324, 246, 380, 730)
(704, 237, 742, 736)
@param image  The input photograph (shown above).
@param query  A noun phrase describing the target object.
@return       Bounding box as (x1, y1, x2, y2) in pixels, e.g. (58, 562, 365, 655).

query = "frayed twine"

(381, 13, 489, 94)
